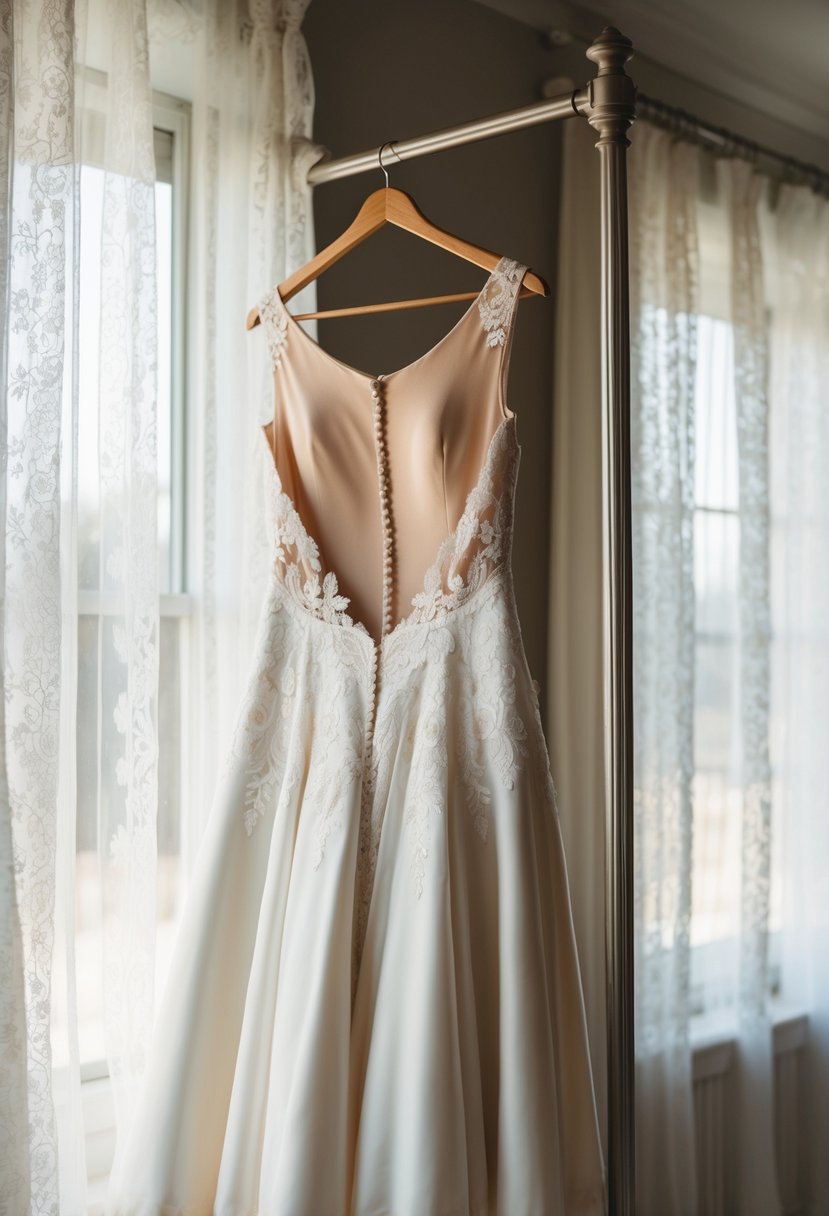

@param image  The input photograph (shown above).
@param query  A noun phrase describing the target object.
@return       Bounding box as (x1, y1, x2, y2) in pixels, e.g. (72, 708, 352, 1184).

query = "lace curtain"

(0, 1, 157, 1208)
(767, 182, 829, 1215)
(627, 121, 701, 1216)
(0, 0, 323, 1209)
(551, 115, 829, 1214)
(176, 0, 327, 854)
(1, 4, 83, 1209)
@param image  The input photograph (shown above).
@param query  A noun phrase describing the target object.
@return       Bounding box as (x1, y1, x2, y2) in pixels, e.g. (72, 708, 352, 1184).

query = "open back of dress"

(259, 257, 521, 646)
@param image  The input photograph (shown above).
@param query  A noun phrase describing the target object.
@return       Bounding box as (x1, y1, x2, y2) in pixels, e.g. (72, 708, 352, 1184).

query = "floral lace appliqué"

(447, 589, 530, 844)
(407, 416, 520, 626)
(259, 287, 289, 369)
(356, 583, 533, 913)
(477, 256, 525, 347)
(261, 429, 369, 635)
(222, 596, 298, 836)
(222, 576, 370, 843)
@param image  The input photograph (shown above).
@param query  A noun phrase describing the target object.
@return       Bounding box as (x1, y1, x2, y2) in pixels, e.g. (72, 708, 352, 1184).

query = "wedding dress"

(105, 255, 608, 1215)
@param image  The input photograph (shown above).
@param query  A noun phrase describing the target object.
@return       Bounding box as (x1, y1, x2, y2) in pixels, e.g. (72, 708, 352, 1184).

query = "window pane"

(76, 167, 173, 594)
(689, 310, 780, 1012)
(66, 613, 184, 1069)
(77, 163, 102, 592)
(695, 315, 738, 511)
(156, 177, 173, 594)
(694, 637, 738, 774)
(695, 509, 739, 636)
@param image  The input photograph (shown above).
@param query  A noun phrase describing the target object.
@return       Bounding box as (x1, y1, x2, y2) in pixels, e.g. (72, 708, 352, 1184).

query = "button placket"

(356, 375, 397, 947)
(370, 375, 396, 640)
(362, 375, 395, 773)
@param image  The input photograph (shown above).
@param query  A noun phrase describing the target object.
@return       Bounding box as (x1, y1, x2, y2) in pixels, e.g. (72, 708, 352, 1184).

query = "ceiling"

(476, 0, 829, 164)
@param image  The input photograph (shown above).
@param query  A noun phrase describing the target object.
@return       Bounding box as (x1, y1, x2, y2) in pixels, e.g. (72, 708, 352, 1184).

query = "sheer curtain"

(0, 0, 323, 1210)
(0, 2, 158, 1208)
(1, 4, 89, 1209)
(767, 182, 829, 1216)
(627, 120, 701, 1216)
(551, 113, 829, 1214)
(176, 0, 328, 857)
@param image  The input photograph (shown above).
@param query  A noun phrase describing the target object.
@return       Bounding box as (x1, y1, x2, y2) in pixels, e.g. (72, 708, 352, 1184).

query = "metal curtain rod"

(304, 25, 638, 1216)
(306, 91, 586, 185)
(637, 92, 829, 196)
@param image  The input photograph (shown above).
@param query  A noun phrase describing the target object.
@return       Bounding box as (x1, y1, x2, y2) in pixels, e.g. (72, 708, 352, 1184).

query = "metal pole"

(578, 25, 637, 1216)
(306, 93, 587, 185)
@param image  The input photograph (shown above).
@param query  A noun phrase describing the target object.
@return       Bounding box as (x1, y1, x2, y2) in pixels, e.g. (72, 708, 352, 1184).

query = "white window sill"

(689, 999, 807, 1080)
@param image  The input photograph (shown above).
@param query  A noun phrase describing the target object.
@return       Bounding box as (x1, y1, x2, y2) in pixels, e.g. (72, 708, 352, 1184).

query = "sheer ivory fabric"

(0, 0, 322, 1210)
(1, 1, 159, 1210)
(553, 115, 829, 1215)
(627, 121, 702, 1216)
(767, 182, 829, 1216)
(105, 257, 608, 1215)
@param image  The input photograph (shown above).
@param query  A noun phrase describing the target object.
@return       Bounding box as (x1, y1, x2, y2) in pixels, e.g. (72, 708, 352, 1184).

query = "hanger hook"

(378, 140, 397, 188)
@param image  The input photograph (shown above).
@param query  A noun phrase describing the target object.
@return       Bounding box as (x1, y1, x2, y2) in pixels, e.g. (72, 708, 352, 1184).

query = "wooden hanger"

(245, 143, 549, 331)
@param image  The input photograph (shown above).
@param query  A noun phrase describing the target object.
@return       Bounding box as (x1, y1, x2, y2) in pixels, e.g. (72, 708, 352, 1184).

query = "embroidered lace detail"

(260, 412, 520, 644)
(222, 594, 298, 836)
(455, 600, 529, 841)
(351, 579, 532, 928)
(304, 641, 368, 868)
(477, 256, 525, 347)
(261, 429, 370, 635)
(221, 580, 370, 841)
(405, 416, 520, 626)
(354, 624, 458, 944)
(259, 287, 289, 369)
(527, 670, 560, 814)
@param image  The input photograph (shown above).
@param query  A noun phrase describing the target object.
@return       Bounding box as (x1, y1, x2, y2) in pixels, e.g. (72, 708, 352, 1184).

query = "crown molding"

(475, 0, 829, 149)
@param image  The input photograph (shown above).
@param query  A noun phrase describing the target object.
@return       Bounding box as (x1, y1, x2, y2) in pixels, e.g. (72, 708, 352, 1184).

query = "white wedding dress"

(105, 255, 608, 1215)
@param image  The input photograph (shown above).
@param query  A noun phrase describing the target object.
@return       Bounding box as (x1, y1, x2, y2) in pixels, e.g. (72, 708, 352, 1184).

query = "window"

(688, 198, 782, 1030)
(50, 84, 192, 1101)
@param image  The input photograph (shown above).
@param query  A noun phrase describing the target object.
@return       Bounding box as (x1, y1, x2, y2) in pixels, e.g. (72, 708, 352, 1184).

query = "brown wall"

(302, 0, 564, 697)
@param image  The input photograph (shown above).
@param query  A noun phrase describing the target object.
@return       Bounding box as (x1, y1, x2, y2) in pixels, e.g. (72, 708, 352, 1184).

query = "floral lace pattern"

(3, 0, 162, 1207)
(478, 256, 525, 347)
(260, 410, 521, 644)
(220, 577, 369, 839)
(261, 432, 370, 634)
(220, 587, 296, 837)
(405, 416, 520, 627)
(259, 288, 289, 368)
(2, 8, 75, 1203)
(349, 574, 537, 988)
(454, 595, 530, 839)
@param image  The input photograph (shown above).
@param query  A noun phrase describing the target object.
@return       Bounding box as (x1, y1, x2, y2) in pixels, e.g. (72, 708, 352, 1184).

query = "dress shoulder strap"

(474, 256, 530, 409)
(477, 256, 529, 348)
